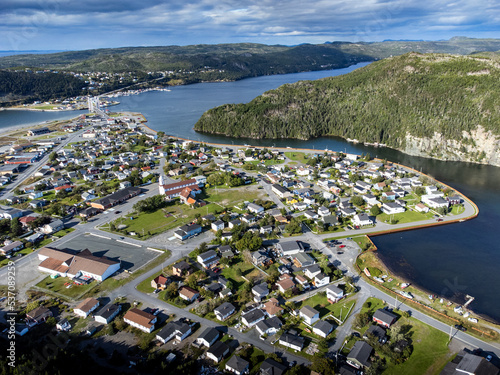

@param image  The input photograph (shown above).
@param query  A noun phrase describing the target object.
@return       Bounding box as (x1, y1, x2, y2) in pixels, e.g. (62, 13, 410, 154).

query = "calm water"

(0, 63, 499, 321)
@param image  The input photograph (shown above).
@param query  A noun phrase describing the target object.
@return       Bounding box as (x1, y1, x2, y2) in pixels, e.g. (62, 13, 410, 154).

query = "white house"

(123, 308, 157, 333)
(327, 285, 344, 303)
(279, 333, 304, 351)
(214, 302, 236, 321)
(352, 213, 373, 227)
(247, 203, 264, 213)
(74, 297, 100, 318)
(313, 320, 334, 338)
(415, 203, 430, 213)
(211, 220, 225, 232)
(299, 305, 320, 325)
(382, 202, 405, 215)
(156, 320, 192, 343)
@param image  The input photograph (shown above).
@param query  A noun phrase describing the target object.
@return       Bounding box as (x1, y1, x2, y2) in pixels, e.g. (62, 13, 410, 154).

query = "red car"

(437, 218, 444, 222)
(338, 245, 346, 248)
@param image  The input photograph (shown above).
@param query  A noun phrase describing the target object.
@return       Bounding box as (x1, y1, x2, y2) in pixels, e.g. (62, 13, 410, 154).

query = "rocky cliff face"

(404, 126, 500, 166)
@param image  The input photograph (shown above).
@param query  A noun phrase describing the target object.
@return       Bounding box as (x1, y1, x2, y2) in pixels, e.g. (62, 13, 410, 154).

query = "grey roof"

(197, 327, 219, 344)
(95, 303, 120, 320)
(304, 264, 321, 274)
(242, 308, 266, 324)
(214, 302, 235, 316)
(314, 320, 334, 335)
(226, 355, 249, 373)
(260, 358, 287, 375)
(198, 249, 217, 261)
(347, 341, 373, 368)
(252, 283, 269, 296)
(300, 305, 319, 319)
(207, 340, 229, 359)
(365, 325, 386, 339)
(456, 353, 487, 373)
(373, 309, 398, 325)
(256, 316, 283, 333)
(327, 285, 343, 295)
(279, 332, 304, 348)
(156, 320, 190, 341)
(277, 241, 302, 253)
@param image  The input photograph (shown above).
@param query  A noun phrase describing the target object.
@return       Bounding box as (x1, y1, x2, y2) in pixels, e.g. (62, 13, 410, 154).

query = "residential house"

(382, 202, 405, 215)
(279, 332, 304, 351)
(0, 241, 23, 256)
(197, 250, 220, 269)
(174, 223, 202, 240)
(304, 210, 318, 220)
(74, 297, 100, 318)
(304, 264, 322, 279)
(295, 274, 310, 289)
(151, 274, 169, 290)
(226, 355, 250, 375)
(262, 298, 283, 317)
(26, 306, 53, 325)
(56, 318, 71, 332)
(178, 286, 200, 302)
(276, 241, 303, 256)
(314, 273, 330, 287)
(293, 252, 315, 268)
(172, 261, 193, 277)
(318, 206, 330, 217)
(415, 203, 430, 213)
(123, 308, 157, 333)
(373, 309, 398, 328)
(299, 305, 320, 325)
(276, 278, 295, 294)
(363, 325, 387, 343)
(90, 186, 142, 210)
(211, 220, 225, 232)
(247, 203, 264, 214)
(256, 316, 283, 336)
(352, 213, 373, 227)
(196, 327, 219, 348)
(327, 285, 344, 303)
(94, 303, 122, 324)
(228, 219, 241, 228)
(156, 320, 192, 344)
(252, 250, 272, 267)
(252, 283, 269, 302)
(441, 351, 500, 375)
(260, 358, 287, 375)
(313, 320, 334, 338)
(241, 309, 266, 327)
(214, 302, 236, 321)
(347, 341, 373, 369)
(40, 219, 64, 234)
(421, 195, 449, 209)
(207, 341, 230, 363)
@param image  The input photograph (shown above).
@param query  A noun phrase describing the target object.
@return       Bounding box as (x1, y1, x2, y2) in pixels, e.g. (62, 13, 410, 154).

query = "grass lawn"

(204, 186, 263, 206)
(285, 152, 308, 163)
(383, 317, 452, 375)
(296, 293, 356, 321)
(450, 205, 465, 215)
(350, 235, 377, 251)
(52, 227, 76, 238)
(137, 270, 165, 294)
(246, 159, 284, 166)
(221, 262, 263, 290)
(36, 276, 97, 299)
(376, 210, 434, 224)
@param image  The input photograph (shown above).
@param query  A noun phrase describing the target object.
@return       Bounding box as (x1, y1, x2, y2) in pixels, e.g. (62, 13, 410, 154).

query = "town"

(0, 111, 497, 375)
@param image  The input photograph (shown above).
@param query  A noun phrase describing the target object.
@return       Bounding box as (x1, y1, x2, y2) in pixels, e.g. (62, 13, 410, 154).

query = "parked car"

(486, 354, 493, 362)
(454, 324, 466, 331)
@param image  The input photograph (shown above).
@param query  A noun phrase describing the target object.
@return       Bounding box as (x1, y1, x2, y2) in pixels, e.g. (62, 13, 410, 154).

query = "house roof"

(277, 241, 303, 253)
(153, 274, 169, 285)
(263, 298, 283, 316)
(197, 327, 219, 344)
(156, 320, 190, 341)
(327, 285, 343, 296)
(95, 303, 120, 319)
(243, 309, 266, 324)
(252, 283, 269, 295)
(347, 341, 373, 368)
(276, 278, 295, 291)
(74, 297, 99, 313)
(27, 306, 51, 320)
(279, 332, 304, 348)
(215, 302, 235, 316)
(365, 325, 386, 339)
(300, 305, 319, 319)
(207, 340, 229, 358)
(173, 260, 191, 271)
(373, 309, 397, 325)
(226, 355, 249, 373)
(124, 308, 156, 329)
(198, 249, 217, 261)
(178, 286, 199, 299)
(314, 320, 333, 335)
(260, 358, 287, 375)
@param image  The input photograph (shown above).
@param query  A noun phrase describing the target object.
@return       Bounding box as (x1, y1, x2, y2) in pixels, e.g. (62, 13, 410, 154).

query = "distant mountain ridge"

(194, 52, 500, 166)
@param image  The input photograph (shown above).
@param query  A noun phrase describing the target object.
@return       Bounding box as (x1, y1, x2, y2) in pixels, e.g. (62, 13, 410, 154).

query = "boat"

(401, 283, 410, 289)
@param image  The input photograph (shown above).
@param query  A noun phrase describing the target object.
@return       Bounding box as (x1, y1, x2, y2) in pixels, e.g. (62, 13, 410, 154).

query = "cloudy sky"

(0, 0, 498, 51)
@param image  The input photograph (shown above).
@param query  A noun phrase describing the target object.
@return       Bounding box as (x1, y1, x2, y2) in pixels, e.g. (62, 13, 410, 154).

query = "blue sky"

(0, 0, 498, 51)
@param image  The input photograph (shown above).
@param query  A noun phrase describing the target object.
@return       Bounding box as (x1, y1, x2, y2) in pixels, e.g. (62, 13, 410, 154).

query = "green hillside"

(194, 52, 500, 164)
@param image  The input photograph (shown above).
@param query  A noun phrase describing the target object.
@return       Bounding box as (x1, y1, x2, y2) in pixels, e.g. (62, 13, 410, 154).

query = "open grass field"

(221, 261, 264, 290)
(383, 317, 453, 375)
(296, 293, 356, 321)
(36, 275, 97, 299)
(284, 151, 308, 163)
(376, 209, 434, 224)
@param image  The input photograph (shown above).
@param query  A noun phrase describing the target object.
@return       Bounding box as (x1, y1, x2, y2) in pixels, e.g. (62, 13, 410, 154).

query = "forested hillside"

(194, 52, 500, 165)
(0, 71, 85, 104)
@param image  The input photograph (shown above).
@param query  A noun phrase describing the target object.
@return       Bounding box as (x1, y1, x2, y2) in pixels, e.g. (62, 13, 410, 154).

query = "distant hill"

(194, 52, 500, 166)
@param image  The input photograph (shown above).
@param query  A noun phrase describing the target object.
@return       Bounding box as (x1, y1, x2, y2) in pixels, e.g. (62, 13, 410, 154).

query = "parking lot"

(57, 233, 162, 272)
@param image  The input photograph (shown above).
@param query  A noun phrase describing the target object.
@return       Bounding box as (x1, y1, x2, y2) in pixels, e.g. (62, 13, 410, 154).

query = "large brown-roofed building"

(74, 298, 100, 318)
(38, 247, 120, 281)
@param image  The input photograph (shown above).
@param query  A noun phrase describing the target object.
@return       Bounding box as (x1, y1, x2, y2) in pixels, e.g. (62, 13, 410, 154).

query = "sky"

(0, 0, 498, 51)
